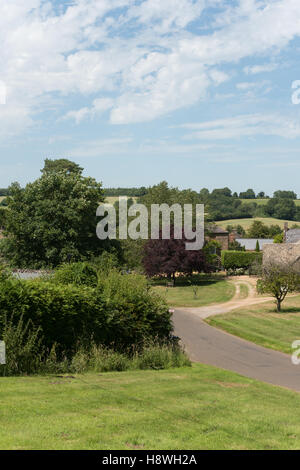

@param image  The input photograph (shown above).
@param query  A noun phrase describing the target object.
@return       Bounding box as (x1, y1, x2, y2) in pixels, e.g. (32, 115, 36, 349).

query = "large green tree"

(2, 169, 106, 267)
(41, 158, 83, 176)
(257, 265, 300, 312)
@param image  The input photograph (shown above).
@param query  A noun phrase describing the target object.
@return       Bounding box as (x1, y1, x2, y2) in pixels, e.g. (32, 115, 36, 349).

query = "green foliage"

(90, 250, 120, 274)
(0, 197, 8, 206)
(0, 271, 172, 354)
(255, 240, 260, 252)
(0, 207, 6, 228)
(273, 190, 297, 200)
(0, 314, 44, 376)
(228, 240, 245, 251)
(246, 220, 282, 239)
(274, 233, 284, 244)
(104, 187, 147, 197)
(120, 239, 145, 271)
(132, 342, 191, 370)
(257, 265, 300, 312)
(1, 169, 105, 267)
(51, 262, 98, 287)
(203, 240, 222, 269)
(226, 224, 246, 237)
(221, 250, 262, 270)
(265, 198, 296, 220)
(208, 189, 255, 221)
(41, 158, 83, 176)
(239, 188, 256, 199)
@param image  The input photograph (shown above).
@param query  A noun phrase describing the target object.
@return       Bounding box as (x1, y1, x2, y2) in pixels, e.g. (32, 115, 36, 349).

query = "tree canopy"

(142, 229, 208, 282)
(257, 265, 300, 312)
(1, 170, 106, 267)
(41, 158, 83, 176)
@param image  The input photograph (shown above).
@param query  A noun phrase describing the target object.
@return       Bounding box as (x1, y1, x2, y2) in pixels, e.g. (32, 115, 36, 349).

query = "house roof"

(209, 225, 229, 235)
(286, 229, 300, 244)
(236, 238, 274, 251)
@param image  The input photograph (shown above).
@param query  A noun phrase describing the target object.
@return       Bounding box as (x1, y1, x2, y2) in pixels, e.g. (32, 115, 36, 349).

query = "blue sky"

(1, 0, 300, 195)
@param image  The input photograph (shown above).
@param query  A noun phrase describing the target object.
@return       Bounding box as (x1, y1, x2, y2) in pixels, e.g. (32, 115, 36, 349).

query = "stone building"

(263, 223, 300, 269)
(207, 225, 229, 250)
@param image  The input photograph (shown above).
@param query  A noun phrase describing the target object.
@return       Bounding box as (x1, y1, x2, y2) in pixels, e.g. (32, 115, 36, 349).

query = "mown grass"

(206, 295, 300, 354)
(1, 364, 300, 450)
(152, 275, 235, 307)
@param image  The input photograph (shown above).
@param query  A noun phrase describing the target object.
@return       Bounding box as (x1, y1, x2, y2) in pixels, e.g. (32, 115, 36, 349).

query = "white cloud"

(68, 137, 133, 157)
(244, 63, 279, 75)
(63, 98, 114, 123)
(180, 114, 300, 140)
(1, 0, 300, 134)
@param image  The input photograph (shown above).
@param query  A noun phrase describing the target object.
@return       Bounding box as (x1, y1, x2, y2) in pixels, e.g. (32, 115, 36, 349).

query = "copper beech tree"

(142, 229, 208, 283)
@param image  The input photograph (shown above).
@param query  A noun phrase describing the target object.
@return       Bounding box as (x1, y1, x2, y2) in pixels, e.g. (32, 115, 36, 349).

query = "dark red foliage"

(142, 230, 207, 278)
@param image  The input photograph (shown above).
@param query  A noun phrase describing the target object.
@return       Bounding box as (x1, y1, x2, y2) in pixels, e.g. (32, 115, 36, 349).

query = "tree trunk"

(276, 299, 281, 312)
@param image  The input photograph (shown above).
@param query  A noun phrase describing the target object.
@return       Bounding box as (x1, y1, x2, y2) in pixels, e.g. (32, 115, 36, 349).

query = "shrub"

(221, 250, 262, 270)
(97, 270, 173, 349)
(0, 314, 44, 376)
(51, 262, 98, 287)
(0, 273, 172, 354)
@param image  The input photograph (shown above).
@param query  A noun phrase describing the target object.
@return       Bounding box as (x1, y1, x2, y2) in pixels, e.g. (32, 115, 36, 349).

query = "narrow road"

(173, 277, 300, 392)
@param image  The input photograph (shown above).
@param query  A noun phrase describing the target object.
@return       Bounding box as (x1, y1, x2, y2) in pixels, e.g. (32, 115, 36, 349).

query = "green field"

(105, 196, 137, 205)
(216, 217, 294, 230)
(152, 277, 235, 308)
(206, 295, 300, 354)
(239, 198, 300, 207)
(1, 364, 300, 450)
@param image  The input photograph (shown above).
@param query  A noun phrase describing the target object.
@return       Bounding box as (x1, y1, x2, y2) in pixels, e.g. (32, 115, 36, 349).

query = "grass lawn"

(216, 217, 294, 230)
(1, 364, 300, 450)
(152, 276, 235, 308)
(206, 295, 300, 354)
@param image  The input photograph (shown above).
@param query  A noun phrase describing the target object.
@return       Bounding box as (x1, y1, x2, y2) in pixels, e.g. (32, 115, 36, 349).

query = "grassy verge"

(206, 295, 300, 354)
(1, 364, 300, 450)
(152, 275, 235, 308)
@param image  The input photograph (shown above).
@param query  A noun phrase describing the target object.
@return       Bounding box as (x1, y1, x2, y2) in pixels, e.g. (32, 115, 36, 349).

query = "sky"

(1, 0, 300, 195)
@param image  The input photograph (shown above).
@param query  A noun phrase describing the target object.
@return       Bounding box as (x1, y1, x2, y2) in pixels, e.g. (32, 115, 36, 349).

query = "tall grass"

(0, 315, 190, 376)
(0, 314, 44, 376)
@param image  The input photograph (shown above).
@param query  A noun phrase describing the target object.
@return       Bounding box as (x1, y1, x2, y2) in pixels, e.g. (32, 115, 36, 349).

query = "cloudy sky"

(1, 0, 300, 194)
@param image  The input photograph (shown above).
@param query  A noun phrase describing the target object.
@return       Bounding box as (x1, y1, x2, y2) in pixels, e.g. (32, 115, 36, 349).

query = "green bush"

(51, 262, 98, 287)
(221, 250, 262, 270)
(0, 273, 172, 354)
(0, 314, 44, 376)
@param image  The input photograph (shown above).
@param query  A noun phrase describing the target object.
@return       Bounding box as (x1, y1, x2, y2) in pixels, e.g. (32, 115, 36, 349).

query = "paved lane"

(173, 308, 300, 392)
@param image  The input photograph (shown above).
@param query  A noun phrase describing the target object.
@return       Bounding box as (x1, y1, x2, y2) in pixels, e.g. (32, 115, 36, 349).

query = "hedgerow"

(221, 250, 263, 270)
(0, 272, 172, 355)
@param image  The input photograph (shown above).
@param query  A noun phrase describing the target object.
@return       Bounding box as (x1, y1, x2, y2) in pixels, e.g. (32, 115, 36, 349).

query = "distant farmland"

(216, 217, 295, 231)
(239, 198, 300, 207)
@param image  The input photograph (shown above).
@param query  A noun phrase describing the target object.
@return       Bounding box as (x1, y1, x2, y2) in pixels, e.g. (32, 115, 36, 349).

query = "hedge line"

(221, 250, 263, 270)
(0, 277, 172, 354)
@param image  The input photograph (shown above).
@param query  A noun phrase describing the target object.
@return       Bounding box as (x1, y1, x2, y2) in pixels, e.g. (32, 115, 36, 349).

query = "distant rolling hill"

(216, 217, 295, 230)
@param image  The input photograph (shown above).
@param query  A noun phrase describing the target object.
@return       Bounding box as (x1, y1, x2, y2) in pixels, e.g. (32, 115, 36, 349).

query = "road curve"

(173, 308, 300, 392)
